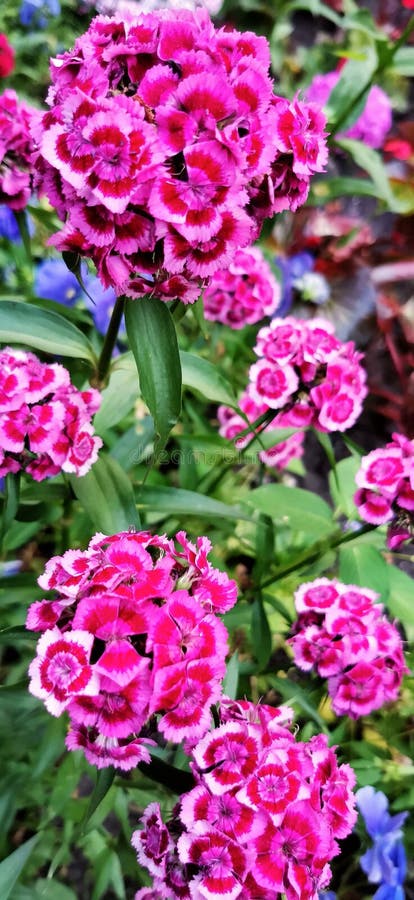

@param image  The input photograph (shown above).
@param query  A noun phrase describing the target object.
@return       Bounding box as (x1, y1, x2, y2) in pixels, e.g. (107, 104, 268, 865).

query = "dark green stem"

(94, 296, 125, 387)
(259, 523, 377, 588)
(138, 755, 195, 795)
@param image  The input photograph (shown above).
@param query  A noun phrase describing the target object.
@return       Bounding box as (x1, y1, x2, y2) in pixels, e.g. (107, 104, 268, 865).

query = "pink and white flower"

(131, 698, 357, 899)
(33, 9, 327, 304)
(26, 529, 237, 768)
(0, 347, 102, 481)
(289, 578, 407, 719)
(354, 434, 414, 547)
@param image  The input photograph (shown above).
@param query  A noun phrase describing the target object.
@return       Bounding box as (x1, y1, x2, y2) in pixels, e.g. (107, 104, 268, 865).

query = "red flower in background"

(0, 35, 14, 78)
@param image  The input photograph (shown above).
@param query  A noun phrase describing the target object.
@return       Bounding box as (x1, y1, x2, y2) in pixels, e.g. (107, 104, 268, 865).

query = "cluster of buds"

(0, 347, 102, 481)
(203, 246, 281, 329)
(27, 530, 237, 770)
(354, 433, 414, 548)
(132, 697, 357, 900)
(289, 578, 407, 719)
(0, 89, 40, 209)
(33, 8, 327, 303)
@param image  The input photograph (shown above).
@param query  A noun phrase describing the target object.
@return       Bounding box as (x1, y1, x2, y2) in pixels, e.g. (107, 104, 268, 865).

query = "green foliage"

(125, 297, 182, 462)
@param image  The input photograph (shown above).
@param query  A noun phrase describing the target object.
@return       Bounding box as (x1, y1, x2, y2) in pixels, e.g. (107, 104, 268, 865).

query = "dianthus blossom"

(131, 697, 357, 899)
(0, 35, 15, 79)
(32, 9, 327, 304)
(289, 578, 407, 719)
(203, 245, 281, 329)
(0, 346, 102, 481)
(0, 89, 40, 210)
(218, 318, 367, 458)
(218, 384, 305, 471)
(26, 529, 237, 769)
(354, 433, 414, 549)
(306, 70, 392, 150)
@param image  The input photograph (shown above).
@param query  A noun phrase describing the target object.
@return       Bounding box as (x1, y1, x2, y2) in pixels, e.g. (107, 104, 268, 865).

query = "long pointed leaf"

(0, 835, 39, 899)
(125, 298, 182, 461)
(69, 454, 140, 534)
(0, 300, 96, 364)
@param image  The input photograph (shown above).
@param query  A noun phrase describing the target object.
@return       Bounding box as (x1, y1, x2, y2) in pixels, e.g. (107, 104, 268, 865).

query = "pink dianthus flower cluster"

(289, 578, 407, 719)
(33, 8, 327, 303)
(218, 317, 367, 464)
(26, 529, 237, 770)
(249, 316, 366, 431)
(203, 245, 281, 329)
(0, 89, 40, 210)
(218, 385, 305, 471)
(354, 433, 414, 549)
(131, 697, 357, 900)
(0, 347, 102, 481)
(306, 70, 392, 150)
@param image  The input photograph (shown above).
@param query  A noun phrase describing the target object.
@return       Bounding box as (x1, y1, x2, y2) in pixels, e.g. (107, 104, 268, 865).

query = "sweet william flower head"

(131, 698, 357, 899)
(354, 434, 414, 548)
(221, 317, 367, 442)
(0, 89, 40, 210)
(0, 347, 102, 481)
(33, 8, 327, 304)
(290, 578, 407, 719)
(26, 529, 238, 769)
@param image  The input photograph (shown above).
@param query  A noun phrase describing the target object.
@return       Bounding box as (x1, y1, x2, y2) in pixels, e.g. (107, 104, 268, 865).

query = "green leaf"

(180, 351, 237, 408)
(309, 176, 387, 205)
(386, 565, 414, 636)
(245, 485, 334, 536)
(0, 472, 20, 547)
(0, 834, 39, 899)
(69, 454, 140, 534)
(267, 675, 328, 732)
(136, 484, 251, 523)
(125, 297, 182, 460)
(222, 653, 239, 700)
(0, 300, 96, 364)
(392, 46, 414, 76)
(93, 356, 139, 433)
(325, 53, 377, 131)
(251, 598, 272, 671)
(339, 544, 389, 600)
(82, 767, 116, 832)
(0, 626, 35, 644)
(329, 455, 361, 519)
(335, 138, 398, 210)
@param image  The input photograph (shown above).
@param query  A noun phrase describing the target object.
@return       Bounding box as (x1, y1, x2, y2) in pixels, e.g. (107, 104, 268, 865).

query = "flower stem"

(259, 523, 377, 588)
(93, 296, 125, 388)
(138, 755, 195, 794)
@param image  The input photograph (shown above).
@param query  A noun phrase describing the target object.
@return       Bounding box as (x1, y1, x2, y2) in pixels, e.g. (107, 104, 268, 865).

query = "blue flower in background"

(318, 893, 337, 899)
(83, 275, 125, 337)
(0, 206, 21, 242)
(20, 0, 60, 28)
(356, 786, 407, 899)
(0, 206, 34, 242)
(34, 258, 84, 306)
(34, 258, 125, 341)
(275, 251, 330, 315)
